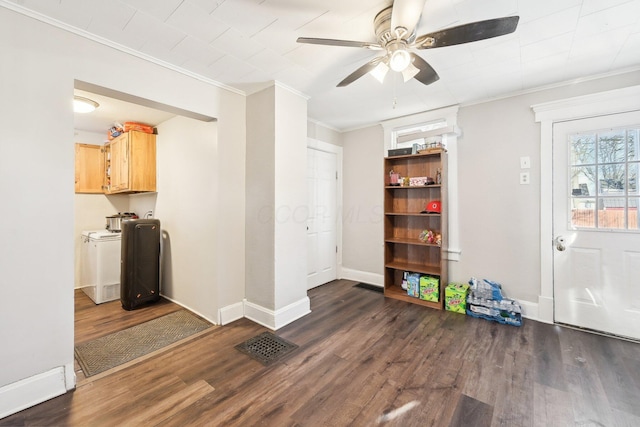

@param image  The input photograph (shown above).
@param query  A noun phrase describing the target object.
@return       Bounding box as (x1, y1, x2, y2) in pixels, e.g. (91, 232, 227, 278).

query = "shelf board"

(384, 212, 440, 217)
(385, 237, 441, 247)
(385, 261, 441, 276)
(385, 150, 444, 160)
(384, 285, 443, 310)
(384, 184, 441, 189)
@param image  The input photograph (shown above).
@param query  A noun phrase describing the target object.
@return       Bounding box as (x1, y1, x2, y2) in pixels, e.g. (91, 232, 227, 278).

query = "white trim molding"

(340, 268, 384, 287)
(532, 84, 640, 325)
(218, 302, 244, 326)
(0, 365, 73, 419)
(243, 297, 311, 330)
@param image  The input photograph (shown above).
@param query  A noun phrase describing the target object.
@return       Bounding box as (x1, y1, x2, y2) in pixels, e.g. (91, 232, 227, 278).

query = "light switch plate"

(520, 156, 531, 169)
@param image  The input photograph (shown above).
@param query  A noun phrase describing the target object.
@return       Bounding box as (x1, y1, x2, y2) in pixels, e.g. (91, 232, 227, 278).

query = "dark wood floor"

(3, 280, 640, 426)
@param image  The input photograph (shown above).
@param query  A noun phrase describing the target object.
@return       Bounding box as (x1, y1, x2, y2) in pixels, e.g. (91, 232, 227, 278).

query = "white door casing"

(307, 141, 340, 290)
(553, 112, 640, 340)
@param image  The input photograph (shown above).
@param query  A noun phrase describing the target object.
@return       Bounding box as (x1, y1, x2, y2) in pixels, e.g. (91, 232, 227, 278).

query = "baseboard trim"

(340, 268, 383, 287)
(159, 294, 218, 326)
(0, 366, 71, 419)
(244, 297, 311, 330)
(218, 302, 244, 326)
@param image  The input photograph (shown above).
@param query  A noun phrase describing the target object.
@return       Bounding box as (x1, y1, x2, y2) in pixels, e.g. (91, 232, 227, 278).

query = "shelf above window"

(384, 212, 440, 217)
(384, 184, 441, 189)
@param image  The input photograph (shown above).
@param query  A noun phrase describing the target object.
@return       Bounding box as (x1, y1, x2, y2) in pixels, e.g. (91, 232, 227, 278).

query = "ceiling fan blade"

(415, 16, 520, 49)
(409, 53, 439, 86)
(337, 57, 384, 87)
(391, 0, 427, 36)
(297, 37, 382, 50)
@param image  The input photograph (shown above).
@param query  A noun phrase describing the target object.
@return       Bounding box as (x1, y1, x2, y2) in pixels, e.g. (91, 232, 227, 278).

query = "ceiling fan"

(297, 0, 519, 87)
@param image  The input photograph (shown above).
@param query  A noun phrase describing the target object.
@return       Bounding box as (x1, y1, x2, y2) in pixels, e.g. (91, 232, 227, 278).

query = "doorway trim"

(307, 138, 343, 280)
(532, 84, 640, 324)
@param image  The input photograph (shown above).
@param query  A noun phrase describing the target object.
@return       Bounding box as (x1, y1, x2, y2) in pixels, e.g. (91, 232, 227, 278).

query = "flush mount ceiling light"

(73, 96, 99, 113)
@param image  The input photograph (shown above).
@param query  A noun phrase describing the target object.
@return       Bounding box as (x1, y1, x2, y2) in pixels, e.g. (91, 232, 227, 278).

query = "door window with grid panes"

(569, 125, 640, 230)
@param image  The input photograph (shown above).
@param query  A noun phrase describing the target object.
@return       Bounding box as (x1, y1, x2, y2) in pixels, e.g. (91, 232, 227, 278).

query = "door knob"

(555, 236, 566, 251)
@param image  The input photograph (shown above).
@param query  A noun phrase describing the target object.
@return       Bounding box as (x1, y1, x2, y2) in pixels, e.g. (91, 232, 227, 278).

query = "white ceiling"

(9, 0, 640, 131)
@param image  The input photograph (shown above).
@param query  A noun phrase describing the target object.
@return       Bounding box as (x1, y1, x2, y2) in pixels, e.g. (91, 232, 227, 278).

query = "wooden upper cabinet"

(75, 143, 104, 194)
(75, 130, 156, 195)
(107, 130, 156, 194)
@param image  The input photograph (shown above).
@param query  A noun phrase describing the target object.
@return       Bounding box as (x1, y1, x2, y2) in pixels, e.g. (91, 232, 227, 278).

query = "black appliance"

(120, 219, 161, 310)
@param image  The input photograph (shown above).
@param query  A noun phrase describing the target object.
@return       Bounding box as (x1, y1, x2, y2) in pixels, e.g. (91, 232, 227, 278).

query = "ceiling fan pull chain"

(392, 74, 398, 109)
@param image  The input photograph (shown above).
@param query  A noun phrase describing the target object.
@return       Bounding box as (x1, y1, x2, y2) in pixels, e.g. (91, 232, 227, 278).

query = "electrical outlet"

(520, 156, 531, 169)
(520, 172, 530, 185)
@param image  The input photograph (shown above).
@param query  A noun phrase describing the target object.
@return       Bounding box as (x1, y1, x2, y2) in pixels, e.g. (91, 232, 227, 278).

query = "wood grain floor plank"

(490, 350, 534, 427)
(532, 382, 575, 427)
(565, 362, 614, 426)
(449, 394, 494, 427)
(532, 320, 568, 392)
(582, 332, 640, 418)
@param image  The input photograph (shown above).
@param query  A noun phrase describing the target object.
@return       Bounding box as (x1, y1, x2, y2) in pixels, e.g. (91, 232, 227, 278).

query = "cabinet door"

(74, 143, 104, 193)
(103, 143, 111, 193)
(110, 134, 130, 191)
(128, 131, 156, 192)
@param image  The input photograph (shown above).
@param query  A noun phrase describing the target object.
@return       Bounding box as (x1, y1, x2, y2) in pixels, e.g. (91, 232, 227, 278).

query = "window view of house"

(570, 126, 640, 230)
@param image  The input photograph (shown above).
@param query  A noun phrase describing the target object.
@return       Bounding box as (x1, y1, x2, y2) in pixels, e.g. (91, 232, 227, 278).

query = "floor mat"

(235, 332, 298, 366)
(75, 310, 212, 377)
(354, 282, 384, 293)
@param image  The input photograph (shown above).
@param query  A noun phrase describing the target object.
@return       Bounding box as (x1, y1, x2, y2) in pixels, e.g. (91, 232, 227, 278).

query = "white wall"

(340, 70, 640, 310)
(246, 87, 276, 310)
(274, 85, 308, 311)
(151, 116, 220, 321)
(341, 125, 385, 279)
(308, 120, 342, 147)
(0, 6, 245, 416)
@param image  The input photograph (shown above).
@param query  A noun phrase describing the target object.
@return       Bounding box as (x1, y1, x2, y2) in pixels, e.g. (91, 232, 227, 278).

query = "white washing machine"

(80, 230, 122, 304)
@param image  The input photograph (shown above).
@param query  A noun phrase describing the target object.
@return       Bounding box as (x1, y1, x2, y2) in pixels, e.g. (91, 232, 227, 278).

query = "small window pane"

(571, 198, 595, 228)
(628, 129, 639, 161)
(571, 134, 595, 165)
(598, 164, 625, 195)
(598, 130, 626, 163)
(570, 165, 595, 196)
(629, 162, 638, 195)
(598, 197, 626, 229)
(630, 198, 640, 230)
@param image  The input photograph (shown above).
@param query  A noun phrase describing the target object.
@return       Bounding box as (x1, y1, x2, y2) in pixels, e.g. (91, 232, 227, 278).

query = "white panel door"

(553, 111, 640, 340)
(307, 148, 337, 290)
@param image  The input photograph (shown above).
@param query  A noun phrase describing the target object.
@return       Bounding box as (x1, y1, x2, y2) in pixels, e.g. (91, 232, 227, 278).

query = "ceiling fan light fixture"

(402, 62, 420, 82)
(388, 43, 411, 72)
(370, 61, 390, 83)
(73, 96, 99, 113)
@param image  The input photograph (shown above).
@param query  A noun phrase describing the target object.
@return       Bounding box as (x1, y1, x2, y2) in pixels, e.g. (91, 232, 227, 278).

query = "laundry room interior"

(73, 85, 220, 322)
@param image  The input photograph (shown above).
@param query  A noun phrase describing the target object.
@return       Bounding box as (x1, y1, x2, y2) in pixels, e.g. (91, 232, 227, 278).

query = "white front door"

(307, 147, 337, 290)
(553, 111, 640, 340)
